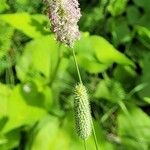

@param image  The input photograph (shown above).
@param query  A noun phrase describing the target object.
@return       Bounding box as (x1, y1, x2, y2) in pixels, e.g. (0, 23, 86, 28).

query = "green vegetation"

(0, 0, 150, 149)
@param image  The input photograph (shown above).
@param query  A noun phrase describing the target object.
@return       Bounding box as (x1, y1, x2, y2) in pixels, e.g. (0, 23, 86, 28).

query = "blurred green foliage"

(0, 0, 150, 149)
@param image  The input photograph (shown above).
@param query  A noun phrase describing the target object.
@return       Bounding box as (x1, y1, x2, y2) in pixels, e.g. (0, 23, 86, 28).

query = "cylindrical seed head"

(74, 83, 92, 140)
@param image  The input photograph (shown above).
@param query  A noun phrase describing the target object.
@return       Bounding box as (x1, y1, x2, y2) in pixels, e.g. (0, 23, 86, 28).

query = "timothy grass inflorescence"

(44, 0, 81, 47)
(74, 83, 92, 140)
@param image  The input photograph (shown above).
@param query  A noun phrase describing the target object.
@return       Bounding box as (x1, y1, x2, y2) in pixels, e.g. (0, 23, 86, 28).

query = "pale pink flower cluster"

(44, 0, 81, 47)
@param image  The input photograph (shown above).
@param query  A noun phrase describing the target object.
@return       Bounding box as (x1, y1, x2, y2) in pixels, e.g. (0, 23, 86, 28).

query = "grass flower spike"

(44, 0, 81, 47)
(74, 83, 92, 140)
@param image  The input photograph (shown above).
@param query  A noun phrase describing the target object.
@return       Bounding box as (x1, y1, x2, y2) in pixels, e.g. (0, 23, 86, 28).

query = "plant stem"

(71, 48, 99, 150)
(72, 48, 82, 84)
(91, 121, 99, 150)
(83, 139, 87, 150)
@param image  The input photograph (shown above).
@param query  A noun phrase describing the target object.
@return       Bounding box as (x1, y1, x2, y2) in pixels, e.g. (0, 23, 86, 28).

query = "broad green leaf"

(0, 22, 14, 59)
(143, 97, 150, 104)
(26, 114, 104, 150)
(94, 79, 126, 103)
(91, 36, 134, 66)
(16, 35, 59, 83)
(27, 116, 70, 150)
(74, 33, 110, 73)
(111, 18, 132, 44)
(0, 84, 47, 133)
(138, 52, 150, 97)
(74, 33, 93, 54)
(107, 0, 127, 16)
(118, 106, 150, 150)
(0, 0, 9, 12)
(0, 84, 11, 119)
(113, 66, 137, 90)
(139, 14, 150, 29)
(14, 0, 42, 12)
(127, 6, 141, 25)
(0, 129, 20, 150)
(136, 26, 150, 49)
(0, 13, 49, 39)
(74, 33, 134, 73)
(77, 54, 110, 73)
(136, 26, 150, 39)
(94, 80, 111, 100)
(107, 16, 133, 45)
(20, 81, 53, 110)
(133, 0, 150, 11)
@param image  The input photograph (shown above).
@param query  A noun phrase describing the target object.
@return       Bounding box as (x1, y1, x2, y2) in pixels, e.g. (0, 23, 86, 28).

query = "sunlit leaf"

(0, 84, 47, 133)
(0, 13, 49, 39)
(94, 79, 126, 103)
(0, 22, 14, 59)
(0, 129, 20, 150)
(107, 0, 127, 16)
(118, 106, 150, 150)
(77, 54, 110, 73)
(16, 35, 59, 83)
(0, 0, 9, 12)
(91, 36, 134, 66)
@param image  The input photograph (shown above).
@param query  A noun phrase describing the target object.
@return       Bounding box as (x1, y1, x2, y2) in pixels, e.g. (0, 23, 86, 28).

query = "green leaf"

(139, 14, 150, 29)
(133, 0, 150, 11)
(91, 36, 134, 66)
(94, 79, 126, 103)
(74, 34, 134, 73)
(0, 84, 47, 133)
(74, 32, 94, 54)
(113, 66, 137, 90)
(0, 13, 49, 39)
(0, 0, 9, 12)
(138, 52, 150, 97)
(136, 26, 150, 49)
(143, 97, 150, 104)
(16, 35, 59, 83)
(107, 17, 132, 45)
(0, 130, 20, 150)
(0, 22, 14, 59)
(118, 106, 150, 150)
(26, 114, 104, 150)
(77, 54, 110, 73)
(75, 33, 110, 73)
(26, 116, 70, 150)
(20, 81, 53, 110)
(0, 84, 11, 119)
(107, 0, 127, 16)
(127, 6, 141, 25)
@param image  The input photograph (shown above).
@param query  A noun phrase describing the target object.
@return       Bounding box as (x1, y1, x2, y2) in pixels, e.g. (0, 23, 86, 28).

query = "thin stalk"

(72, 48, 82, 84)
(91, 121, 99, 150)
(71, 48, 99, 150)
(83, 139, 87, 150)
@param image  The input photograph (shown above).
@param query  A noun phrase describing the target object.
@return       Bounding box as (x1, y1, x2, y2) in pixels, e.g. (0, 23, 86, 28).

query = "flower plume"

(44, 0, 81, 47)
